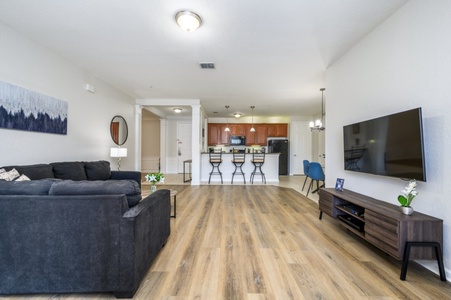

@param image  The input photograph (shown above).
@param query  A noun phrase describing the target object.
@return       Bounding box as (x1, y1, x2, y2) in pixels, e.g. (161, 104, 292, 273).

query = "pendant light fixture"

(250, 106, 256, 132)
(310, 88, 326, 131)
(224, 106, 230, 132)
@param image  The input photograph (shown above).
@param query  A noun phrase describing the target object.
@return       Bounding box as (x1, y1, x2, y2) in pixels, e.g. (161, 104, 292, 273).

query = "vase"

(150, 184, 157, 193)
(400, 206, 414, 215)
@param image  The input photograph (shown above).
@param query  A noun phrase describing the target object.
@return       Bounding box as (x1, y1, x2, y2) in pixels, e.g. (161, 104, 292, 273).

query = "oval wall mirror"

(110, 115, 128, 146)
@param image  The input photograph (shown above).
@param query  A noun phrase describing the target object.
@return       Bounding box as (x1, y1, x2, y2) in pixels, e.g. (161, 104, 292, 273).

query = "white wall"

(326, 0, 451, 278)
(0, 23, 135, 170)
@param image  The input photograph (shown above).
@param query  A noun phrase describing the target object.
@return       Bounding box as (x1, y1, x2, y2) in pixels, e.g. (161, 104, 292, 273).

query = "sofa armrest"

(110, 171, 141, 189)
(118, 189, 171, 296)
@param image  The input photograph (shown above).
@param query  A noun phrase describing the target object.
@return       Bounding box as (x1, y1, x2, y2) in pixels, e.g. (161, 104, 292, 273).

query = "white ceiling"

(0, 0, 408, 118)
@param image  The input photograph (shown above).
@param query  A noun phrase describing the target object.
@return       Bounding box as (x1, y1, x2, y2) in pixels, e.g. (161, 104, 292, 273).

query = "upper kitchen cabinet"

(230, 124, 246, 136)
(219, 124, 230, 145)
(208, 123, 287, 146)
(208, 123, 230, 145)
(267, 124, 288, 137)
(208, 124, 221, 146)
(245, 124, 267, 146)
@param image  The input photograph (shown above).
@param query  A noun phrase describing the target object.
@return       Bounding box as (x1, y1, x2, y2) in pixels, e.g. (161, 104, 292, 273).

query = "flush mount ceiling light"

(173, 107, 182, 113)
(309, 88, 326, 131)
(175, 10, 202, 32)
(233, 113, 241, 118)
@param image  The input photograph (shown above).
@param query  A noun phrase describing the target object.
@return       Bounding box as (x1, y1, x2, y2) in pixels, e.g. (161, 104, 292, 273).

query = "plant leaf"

(398, 195, 408, 206)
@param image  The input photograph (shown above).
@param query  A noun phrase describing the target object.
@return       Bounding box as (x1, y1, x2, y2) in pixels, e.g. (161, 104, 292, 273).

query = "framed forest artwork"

(0, 81, 67, 135)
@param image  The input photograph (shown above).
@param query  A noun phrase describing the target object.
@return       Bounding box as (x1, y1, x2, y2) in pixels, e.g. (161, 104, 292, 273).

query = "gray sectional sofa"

(0, 161, 170, 298)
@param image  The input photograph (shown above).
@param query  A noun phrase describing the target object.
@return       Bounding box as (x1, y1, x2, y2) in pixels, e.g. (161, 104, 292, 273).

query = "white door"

(177, 122, 192, 173)
(290, 121, 311, 175)
(317, 131, 326, 166)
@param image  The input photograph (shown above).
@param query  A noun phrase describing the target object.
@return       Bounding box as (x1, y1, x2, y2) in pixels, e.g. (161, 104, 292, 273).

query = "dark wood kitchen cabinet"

(208, 123, 230, 145)
(208, 124, 220, 146)
(230, 124, 246, 136)
(208, 123, 287, 146)
(267, 124, 288, 137)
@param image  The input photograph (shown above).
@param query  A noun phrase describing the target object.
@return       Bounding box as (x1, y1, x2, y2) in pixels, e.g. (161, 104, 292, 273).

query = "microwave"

(230, 135, 246, 145)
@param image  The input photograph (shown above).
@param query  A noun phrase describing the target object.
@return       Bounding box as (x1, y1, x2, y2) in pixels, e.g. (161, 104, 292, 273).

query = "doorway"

(177, 122, 192, 173)
(290, 121, 312, 175)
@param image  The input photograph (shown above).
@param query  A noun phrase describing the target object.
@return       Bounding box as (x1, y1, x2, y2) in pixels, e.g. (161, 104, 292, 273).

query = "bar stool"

(250, 148, 266, 184)
(208, 150, 223, 184)
(231, 149, 246, 184)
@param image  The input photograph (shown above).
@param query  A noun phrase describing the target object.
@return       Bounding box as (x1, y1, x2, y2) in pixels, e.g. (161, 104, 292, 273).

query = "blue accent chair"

(306, 162, 325, 197)
(302, 160, 310, 191)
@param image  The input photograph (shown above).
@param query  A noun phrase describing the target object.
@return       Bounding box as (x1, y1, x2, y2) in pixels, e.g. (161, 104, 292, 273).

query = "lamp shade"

(110, 147, 127, 158)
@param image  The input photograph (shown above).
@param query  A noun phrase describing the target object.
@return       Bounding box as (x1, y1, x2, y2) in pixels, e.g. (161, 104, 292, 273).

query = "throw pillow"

(50, 162, 87, 181)
(0, 168, 20, 181)
(10, 164, 55, 180)
(84, 160, 111, 180)
(14, 174, 31, 181)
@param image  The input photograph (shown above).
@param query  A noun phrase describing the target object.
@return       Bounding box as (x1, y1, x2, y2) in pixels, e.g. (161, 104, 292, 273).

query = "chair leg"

(250, 165, 257, 184)
(302, 176, 308, 191)
(259, 165, 266, 184)
(319, 211, 323, 220)
(209, 163, 223, 184)
(306, 180, 313, 197)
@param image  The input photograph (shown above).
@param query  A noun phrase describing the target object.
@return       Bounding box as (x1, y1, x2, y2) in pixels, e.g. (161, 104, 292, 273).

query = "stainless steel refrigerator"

(267, 139, 289, 175)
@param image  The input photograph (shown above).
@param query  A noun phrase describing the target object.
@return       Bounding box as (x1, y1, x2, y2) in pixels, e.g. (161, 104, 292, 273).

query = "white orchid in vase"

(145, 172, 165, 185)
(398, 179, 418, 207)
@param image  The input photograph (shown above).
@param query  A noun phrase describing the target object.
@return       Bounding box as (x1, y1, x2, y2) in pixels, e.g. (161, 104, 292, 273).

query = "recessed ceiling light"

(173, 107, 182, 113)
(175, 10, 202, 32)
(234, 113, 241, 118)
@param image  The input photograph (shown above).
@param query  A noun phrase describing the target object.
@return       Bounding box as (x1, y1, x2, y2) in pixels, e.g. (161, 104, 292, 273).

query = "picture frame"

(0, 80, 67, 135)
(335, 178, 345, 191)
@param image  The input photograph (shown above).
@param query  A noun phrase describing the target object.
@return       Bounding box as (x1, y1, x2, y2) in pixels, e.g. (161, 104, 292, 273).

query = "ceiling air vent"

(199, 62, 215, 69)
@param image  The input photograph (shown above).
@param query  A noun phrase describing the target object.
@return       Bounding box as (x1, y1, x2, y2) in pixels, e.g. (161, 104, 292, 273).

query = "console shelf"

(318, 188, 443, 261)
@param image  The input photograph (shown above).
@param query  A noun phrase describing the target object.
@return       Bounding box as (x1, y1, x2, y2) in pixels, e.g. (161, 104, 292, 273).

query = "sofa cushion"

(0, 179, 56, 195)
(50, 162, 87, 181)
(84, 160, 111, 180)
(49, 180, 142, 207)
(2, 164, 55, 180)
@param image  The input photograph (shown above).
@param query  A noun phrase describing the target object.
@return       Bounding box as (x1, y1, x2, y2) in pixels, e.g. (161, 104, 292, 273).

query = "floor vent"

(199, 62, 215, 69)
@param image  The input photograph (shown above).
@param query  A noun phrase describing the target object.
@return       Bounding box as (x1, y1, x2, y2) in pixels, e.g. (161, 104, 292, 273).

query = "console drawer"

(318, 189, 334, 217)
(365, 210, 401, 258)
(366, 233, 401, 259)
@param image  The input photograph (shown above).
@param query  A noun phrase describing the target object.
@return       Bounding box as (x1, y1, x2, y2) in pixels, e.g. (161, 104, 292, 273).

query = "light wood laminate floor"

(4, 183, 450, 299)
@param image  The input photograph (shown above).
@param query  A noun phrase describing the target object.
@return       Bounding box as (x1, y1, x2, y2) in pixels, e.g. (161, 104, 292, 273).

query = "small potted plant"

(398, 179, 418, 215)
(145, 172, 165, 193)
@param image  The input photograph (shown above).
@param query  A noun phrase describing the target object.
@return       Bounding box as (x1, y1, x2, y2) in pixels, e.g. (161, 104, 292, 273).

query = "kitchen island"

(201, 153, 280, 183)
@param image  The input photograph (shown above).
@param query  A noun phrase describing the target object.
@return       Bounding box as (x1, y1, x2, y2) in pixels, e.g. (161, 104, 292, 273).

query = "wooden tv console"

(318, 188, 443, 262)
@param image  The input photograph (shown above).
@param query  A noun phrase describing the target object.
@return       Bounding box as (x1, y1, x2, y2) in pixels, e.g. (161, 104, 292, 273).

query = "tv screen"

(343, 108, 426, 181)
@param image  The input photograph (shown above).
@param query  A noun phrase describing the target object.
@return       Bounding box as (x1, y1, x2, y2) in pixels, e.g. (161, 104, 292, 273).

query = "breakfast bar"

(200, 152, 280, 183)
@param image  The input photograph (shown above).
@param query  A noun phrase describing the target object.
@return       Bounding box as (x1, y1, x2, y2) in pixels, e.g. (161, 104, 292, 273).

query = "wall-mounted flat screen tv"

(343, 108, 426, 181)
